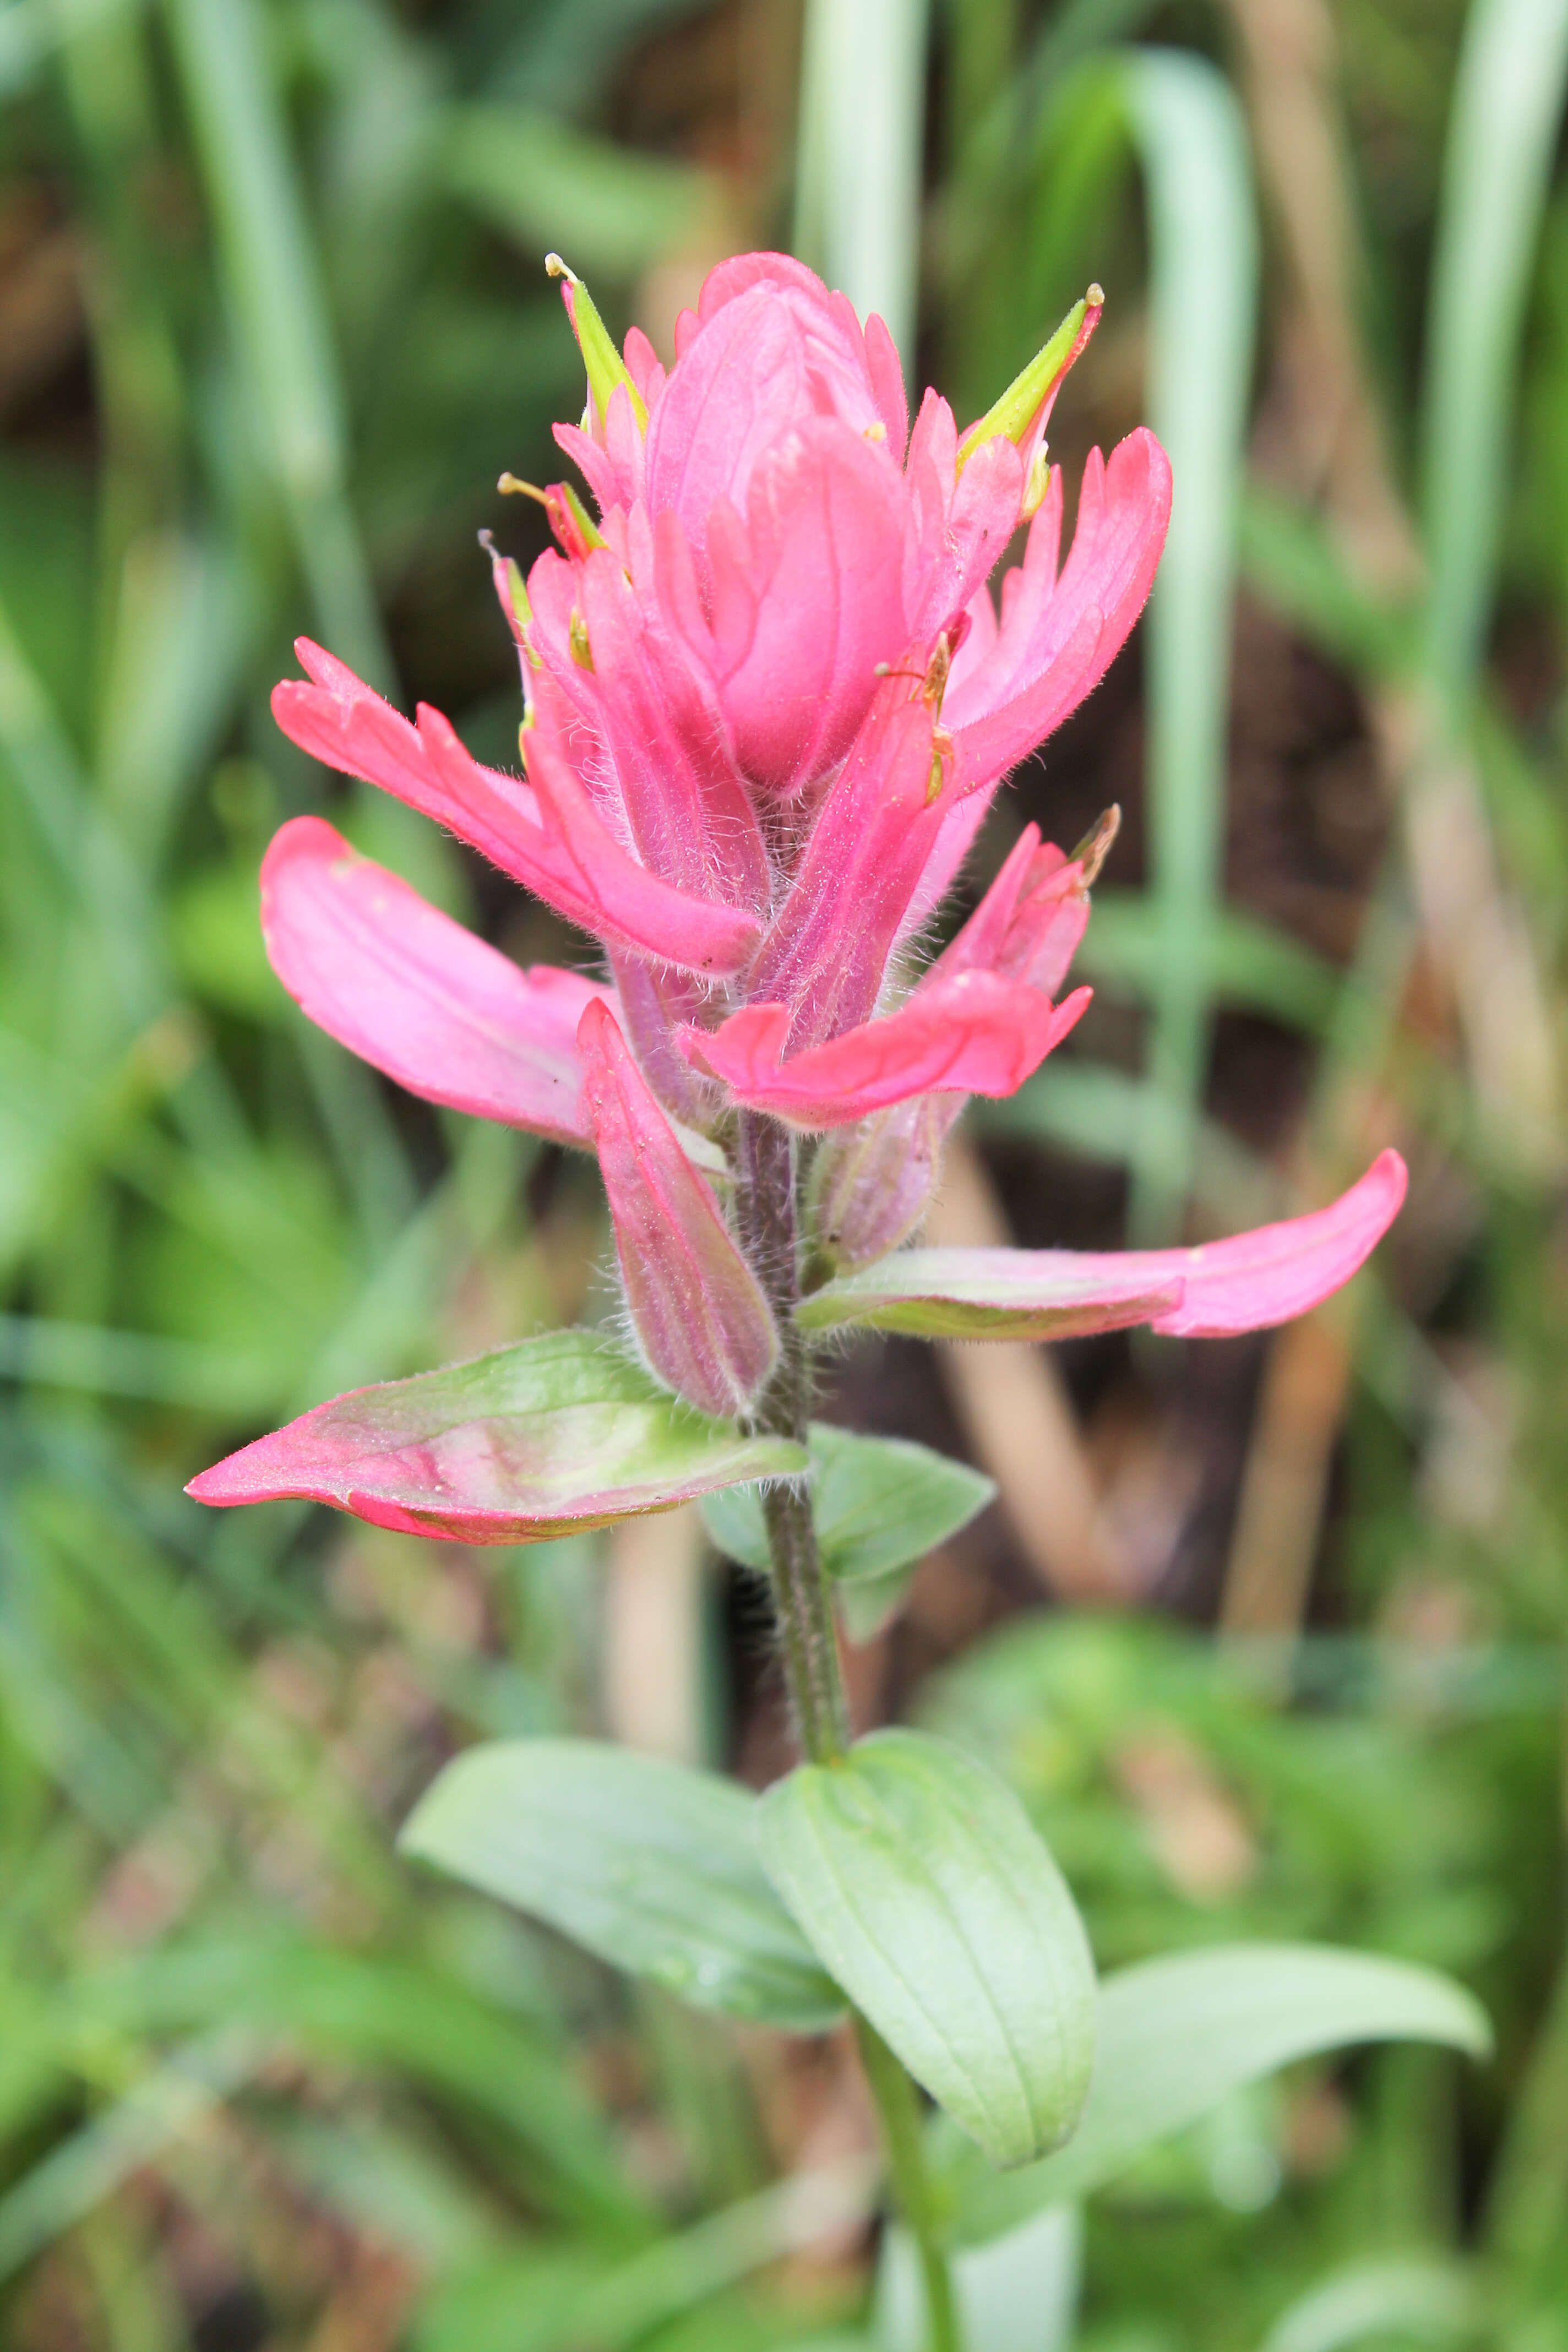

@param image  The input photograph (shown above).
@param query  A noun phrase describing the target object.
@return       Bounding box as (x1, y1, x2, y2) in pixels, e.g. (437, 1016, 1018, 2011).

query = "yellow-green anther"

(500, 553, 532, 631)
(546, 252, 649, 433)
(1070, 804, 1121, 886)
(568, 608, 595, 671)
(956, 285, 1103, 472)
(1020, 448, 1054, 522)
(926, 728, 954, 805)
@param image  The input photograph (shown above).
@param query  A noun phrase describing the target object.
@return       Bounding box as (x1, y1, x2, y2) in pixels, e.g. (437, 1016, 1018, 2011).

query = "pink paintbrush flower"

(193, 252, 1406, 1527)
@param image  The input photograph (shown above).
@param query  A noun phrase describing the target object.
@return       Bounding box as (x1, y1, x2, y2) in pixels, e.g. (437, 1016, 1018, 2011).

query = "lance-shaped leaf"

(187, 1330, 805, 1542)
(946, 1942, 1491, 2246)
(579, 1000, 777, 1419)
(261, 817, 609, 1146)
(401, 1739, 843, 2031)
(797, 1151, 1407, 1340)
(756, 1731, 1096, 2168)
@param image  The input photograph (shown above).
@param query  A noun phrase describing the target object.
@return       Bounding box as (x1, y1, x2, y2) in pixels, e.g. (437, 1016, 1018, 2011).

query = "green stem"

(856, 2019, 963, 2352)
(736, 1109, 960, 2351)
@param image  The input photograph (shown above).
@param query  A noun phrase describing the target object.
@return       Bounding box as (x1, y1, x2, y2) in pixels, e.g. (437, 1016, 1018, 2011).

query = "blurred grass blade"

(417, 2158, 879, 2352)
(1025, 0, 1162, 92)
(1239, 487, 1417, 679)
(96, 532, 248, 871)
(794, 0, 932, 366)
(0, 2030, 262, 2284)
(1259, 2257, 1476, 2352)
(0, 0, 135, 95)
(0, 1314, 267, 1409)
(1421, 0, 1568, 698)
(0, 593, 162, 1023)
(1078, 894, 1340, 1035)
(443, 106, 719, 280)
(1123, 49, 1258, 1239)
(161, 0, 391, 685)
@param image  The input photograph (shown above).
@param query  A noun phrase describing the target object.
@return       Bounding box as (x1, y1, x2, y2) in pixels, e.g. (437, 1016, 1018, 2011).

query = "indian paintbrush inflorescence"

(184, 258, 1430, 2347)
(190, 250, 1403, 1521)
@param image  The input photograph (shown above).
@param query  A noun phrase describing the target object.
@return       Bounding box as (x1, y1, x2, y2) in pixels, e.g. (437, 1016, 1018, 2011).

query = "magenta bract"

(579, 999, 778, 1417)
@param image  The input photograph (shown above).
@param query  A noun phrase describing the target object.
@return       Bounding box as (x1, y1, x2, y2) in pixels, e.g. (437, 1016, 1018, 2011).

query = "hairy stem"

(735, 1110, 847, 1763)
(736, 1110, 960, 2351)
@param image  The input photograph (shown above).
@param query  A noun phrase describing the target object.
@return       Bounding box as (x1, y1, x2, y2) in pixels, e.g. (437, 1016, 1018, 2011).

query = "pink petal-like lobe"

(683, 974, 1091, 1129)
(261, 816, 608, 1145)
(272, 643, 760, 978)
(947, 431, 1173, 786)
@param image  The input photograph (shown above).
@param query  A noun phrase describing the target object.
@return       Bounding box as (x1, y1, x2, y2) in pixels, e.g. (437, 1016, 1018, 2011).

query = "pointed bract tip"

(552, 263, 649, 434)
(1072, 804, 1121, 887)
(956, 287, 1104, 473)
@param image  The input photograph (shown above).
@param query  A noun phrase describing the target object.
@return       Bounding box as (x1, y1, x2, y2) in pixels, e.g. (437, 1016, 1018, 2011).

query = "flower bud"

(807, 1095, 956, 1274)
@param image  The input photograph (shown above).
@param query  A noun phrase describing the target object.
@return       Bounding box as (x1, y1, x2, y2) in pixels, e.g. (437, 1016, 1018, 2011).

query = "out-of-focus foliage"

(2, 0, 1568, 2346)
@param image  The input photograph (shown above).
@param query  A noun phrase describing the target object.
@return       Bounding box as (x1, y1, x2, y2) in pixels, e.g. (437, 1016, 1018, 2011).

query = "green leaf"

(189, 1329, 808, 1542)
(696, 1477, 772, 1574)
(1420, 0, 1568, 695)
(755, 1732, 1096, 2166)
(700, 1426, 994, 1588)
(948, 1944, 1492, 2244)
(835, 1566, 918, 1646)
(401, 1739, 844, 2032)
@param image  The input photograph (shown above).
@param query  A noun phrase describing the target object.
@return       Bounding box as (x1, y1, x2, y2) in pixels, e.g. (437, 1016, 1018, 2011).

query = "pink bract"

(191, 249, 1407, 1508)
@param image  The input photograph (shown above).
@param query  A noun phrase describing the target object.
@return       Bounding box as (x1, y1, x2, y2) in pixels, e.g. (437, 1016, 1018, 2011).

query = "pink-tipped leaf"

(187, 1330, 804, 1543)
(796, 1152, 1408, 1338)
